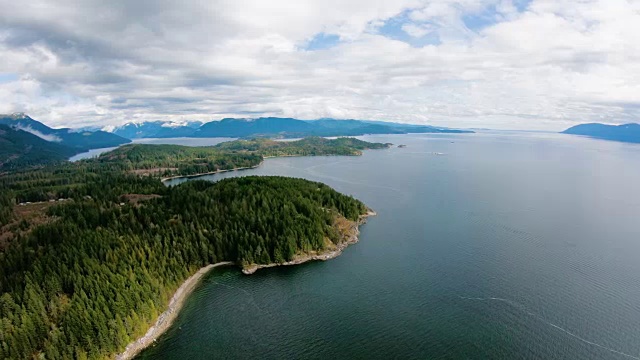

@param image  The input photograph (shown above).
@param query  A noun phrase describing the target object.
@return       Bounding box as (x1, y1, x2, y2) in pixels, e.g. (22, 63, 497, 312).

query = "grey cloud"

(0, 0, 639, 130)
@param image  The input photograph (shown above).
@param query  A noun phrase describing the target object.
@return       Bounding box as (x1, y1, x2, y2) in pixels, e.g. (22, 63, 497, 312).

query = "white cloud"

(16, 125, 62, 142)
(0, 0, 639, 130)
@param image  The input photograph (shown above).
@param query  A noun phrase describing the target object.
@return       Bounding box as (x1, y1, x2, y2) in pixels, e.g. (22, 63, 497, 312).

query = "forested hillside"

(0, 124, 76, 171)
(0, 113, 131, 151)
(0, 175, 367, 359)
(91, 137, 390, 178)
(0, 137, 388, 206)
(96, 144, 262, 178)
(0, 137, 381, 359)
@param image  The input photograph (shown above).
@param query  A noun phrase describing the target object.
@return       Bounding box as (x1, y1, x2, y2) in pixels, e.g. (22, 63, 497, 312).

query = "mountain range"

(561, 123, 640, 143)
(0, 113, 131, 151)
(0, 114, 473, 170)
(0, 124, 77, 171)
(111, 120, 203, 139)
(112, 117, 474, 139)
(0, 113, 131, 170)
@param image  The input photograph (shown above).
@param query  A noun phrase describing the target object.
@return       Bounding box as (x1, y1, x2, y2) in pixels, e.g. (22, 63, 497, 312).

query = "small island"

(0, 137, 387, 360)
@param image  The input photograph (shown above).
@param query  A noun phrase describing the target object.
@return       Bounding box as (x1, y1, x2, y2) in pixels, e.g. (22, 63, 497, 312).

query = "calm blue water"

(141, 132, 640, 359)
(69, 137, 235, 161)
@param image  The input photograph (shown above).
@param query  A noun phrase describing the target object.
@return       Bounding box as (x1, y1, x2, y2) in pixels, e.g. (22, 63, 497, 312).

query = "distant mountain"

(306, 119, 404, 135)
(193, 117, 315, 138)
(561, 123, 640, 143)
(113, 120, 203, 139)
(0, 113, 131, 151)
(183, 117, 472, 138)
(56, 128, 131, 150)
(0, 124, 76, 170)
(110, 117, 473, 140)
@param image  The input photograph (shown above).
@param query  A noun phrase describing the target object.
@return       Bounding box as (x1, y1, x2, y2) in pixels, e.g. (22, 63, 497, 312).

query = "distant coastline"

(159, 154, 348, 184)
(561, 123, 640, 144)
(160, 151, 375, 183)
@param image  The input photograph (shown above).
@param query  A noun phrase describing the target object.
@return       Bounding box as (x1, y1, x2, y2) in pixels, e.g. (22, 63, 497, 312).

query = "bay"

(140, 132, 640, 359)
(68, 137, 235, 161)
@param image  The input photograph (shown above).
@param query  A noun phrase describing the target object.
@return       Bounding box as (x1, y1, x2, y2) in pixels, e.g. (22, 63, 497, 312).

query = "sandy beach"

(115, 261, 234, 360)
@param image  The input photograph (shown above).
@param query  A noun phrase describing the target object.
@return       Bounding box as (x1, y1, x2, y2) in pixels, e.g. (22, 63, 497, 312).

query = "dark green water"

(140, 132, 640, 359)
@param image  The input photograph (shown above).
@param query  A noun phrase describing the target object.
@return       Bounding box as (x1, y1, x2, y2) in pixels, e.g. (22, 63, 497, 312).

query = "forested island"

(0, 137, 386, 359)
(94, 137, 391, 179)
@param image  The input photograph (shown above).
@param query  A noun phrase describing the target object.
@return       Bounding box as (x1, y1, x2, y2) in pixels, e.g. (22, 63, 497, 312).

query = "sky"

(0, 0, 639, 130)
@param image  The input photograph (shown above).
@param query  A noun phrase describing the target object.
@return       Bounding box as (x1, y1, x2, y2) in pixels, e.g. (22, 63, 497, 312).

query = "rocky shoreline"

(115, 209, 375, 359)
(242, 209, 376, 275)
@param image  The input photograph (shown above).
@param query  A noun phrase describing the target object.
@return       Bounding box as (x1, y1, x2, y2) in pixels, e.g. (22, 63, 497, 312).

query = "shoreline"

(242, 209, 376, 275)
(115, 261, 234, 360)
(114, 209, 375, 358)
(160, 149, 376, 183)
(160, 163, 263, 183)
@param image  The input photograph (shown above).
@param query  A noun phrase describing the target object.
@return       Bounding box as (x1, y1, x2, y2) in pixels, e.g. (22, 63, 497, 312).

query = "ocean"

(139, 132, 640, 359)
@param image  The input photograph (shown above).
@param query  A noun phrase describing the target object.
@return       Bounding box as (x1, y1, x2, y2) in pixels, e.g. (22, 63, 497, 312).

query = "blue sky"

(304, 1, 535, 51)
(377, 10, 442, 47)
(304, 33, 341, 51)
(305, 10, 445, 50)
(0, 73, 18, 83)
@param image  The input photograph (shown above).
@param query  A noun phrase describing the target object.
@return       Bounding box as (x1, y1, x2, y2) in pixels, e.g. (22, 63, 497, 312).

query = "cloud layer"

(1, 0, 639, 130)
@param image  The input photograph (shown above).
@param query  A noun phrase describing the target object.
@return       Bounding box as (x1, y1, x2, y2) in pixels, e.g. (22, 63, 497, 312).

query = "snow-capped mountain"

(112, 120, 203, 139)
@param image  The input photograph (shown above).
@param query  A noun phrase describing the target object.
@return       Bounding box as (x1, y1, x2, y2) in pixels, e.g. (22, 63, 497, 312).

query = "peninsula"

(92, 136, 391, 180)
(0, 137, 386, 360)
(117, 206, 376, 360)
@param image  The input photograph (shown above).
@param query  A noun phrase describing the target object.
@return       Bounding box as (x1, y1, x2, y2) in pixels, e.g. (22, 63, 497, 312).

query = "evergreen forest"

(0, 137, 384, 359)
